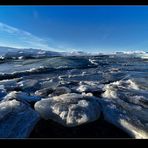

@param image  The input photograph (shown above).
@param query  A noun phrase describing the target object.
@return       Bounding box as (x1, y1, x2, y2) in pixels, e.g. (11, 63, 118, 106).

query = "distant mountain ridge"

(0, 46, 92, 59)
(0, 46, 62, 59)
(0, 46, 147, 59)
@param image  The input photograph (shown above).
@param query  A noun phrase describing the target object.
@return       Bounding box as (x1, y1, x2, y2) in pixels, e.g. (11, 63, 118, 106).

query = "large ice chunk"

(4, 91, 41, 103)
(35, 93, 101, 127)
(100, 79, 148, 139)
(0, 99, 40, 138)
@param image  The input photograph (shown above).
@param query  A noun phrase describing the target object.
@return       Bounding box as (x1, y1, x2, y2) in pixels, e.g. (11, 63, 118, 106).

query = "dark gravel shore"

(29, 115, 131, 138)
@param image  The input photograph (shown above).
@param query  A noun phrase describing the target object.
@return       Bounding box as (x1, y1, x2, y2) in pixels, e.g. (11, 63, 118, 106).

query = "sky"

(0, 6, 148, 53)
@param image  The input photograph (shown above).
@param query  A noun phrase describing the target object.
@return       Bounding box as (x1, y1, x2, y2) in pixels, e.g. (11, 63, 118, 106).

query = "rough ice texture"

(50, 86, 71, 96)
(0, 99, 40, 138)
(18, 79, 40, 92)
(40, 80, 59, 90)
(0, 55, 147, 138)
(77, 81, 104, 93)
(100, 79, 148, 139)
(0, 89, 6, 100)
(35, 87, 54, 97)
(0, 78, 21, 91)
(35, 86, 71, 97)
(4, 91, 41, 103)
(35, 93, 101, 127)
(99, 99, 148, 139)
(60, 73, 103, 82)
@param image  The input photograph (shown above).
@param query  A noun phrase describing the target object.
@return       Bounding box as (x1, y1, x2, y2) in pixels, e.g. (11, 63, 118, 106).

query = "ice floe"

(100, 79, 148, 138)
(0, 99, 40, 138)
(34, 93, 101, 127)
(4, 91, 41, 103)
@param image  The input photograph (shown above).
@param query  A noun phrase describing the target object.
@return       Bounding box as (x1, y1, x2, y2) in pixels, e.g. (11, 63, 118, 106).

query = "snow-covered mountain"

(1, 46, 147, 59)
(0, 46, 62, 59)
(61, 51, 91, 56)
(115, 51, 148, 59)
(0, 46, 20, 56)
(0, 46, 92, 59)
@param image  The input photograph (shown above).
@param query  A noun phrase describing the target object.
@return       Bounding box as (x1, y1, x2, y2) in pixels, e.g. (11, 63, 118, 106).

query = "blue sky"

(0, 6, 148, 53)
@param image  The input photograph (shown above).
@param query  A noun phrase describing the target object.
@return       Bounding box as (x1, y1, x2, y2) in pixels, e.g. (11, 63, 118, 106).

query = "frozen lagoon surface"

(0, 55, 148, 138)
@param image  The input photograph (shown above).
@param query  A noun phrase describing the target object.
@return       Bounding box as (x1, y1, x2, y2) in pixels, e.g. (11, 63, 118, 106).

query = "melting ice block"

(100, 79, 148, 139)
(4, 91, 41, 103)
(35, 93, 101, 127)
(0, 99, 40, 138)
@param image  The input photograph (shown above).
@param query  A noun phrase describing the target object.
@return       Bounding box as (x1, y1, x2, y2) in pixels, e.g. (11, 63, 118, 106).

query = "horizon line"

(0, 45, 147, 54)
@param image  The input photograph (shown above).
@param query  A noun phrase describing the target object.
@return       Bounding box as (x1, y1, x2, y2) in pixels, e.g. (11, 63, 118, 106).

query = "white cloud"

(0, 22, 57, 50)
(0, 22, 18, 34)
